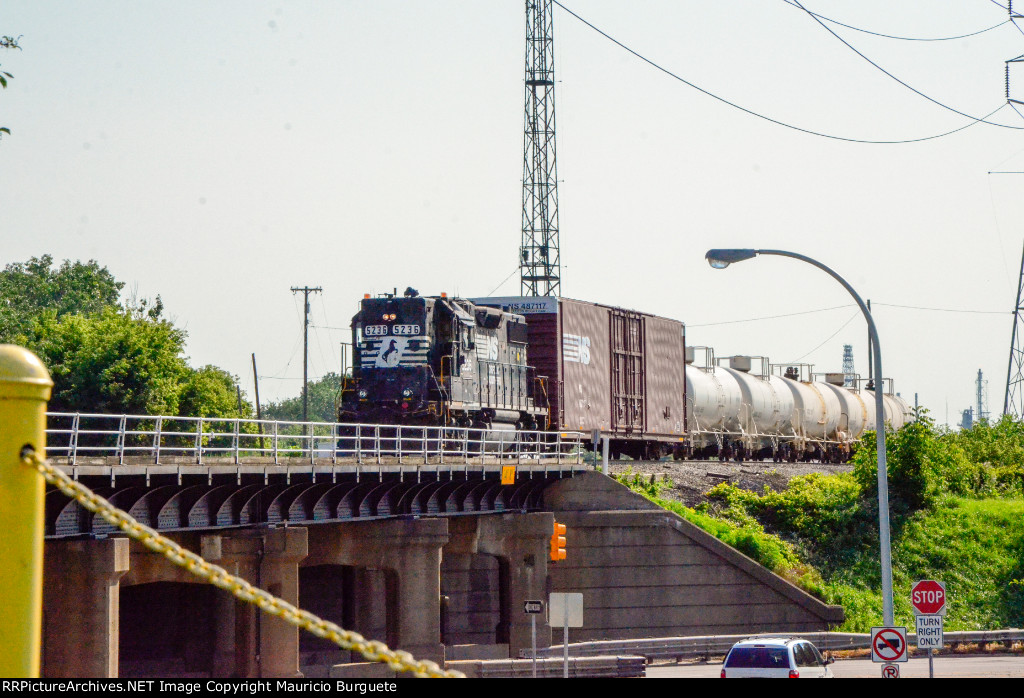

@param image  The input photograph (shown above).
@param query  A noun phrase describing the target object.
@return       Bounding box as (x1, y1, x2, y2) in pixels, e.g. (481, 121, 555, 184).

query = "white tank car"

(683, 348, 915, 462)
(718, 356, 785, 455)
(685, 360, 744, 454)
(862, 384, 914, 432)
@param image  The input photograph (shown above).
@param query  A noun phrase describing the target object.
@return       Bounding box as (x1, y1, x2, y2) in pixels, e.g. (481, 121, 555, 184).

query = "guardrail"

(45, 412, 585, 466)
(447, 655, 646, 678)
(520, 629, 1024, 662)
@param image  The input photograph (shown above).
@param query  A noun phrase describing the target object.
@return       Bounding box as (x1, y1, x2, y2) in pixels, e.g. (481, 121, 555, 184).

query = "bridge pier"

(444, 513, 553, 657)
(305, 518, 448, 667)
(42, 537, 129, 678)
(200, 527, 308, 678)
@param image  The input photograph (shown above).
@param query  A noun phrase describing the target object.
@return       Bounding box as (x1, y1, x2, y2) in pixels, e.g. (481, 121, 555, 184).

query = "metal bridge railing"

(44, 412, 585, 466)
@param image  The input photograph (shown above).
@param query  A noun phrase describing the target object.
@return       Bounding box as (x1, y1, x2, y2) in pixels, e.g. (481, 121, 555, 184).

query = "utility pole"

(291, 286, 322, 423)
(866, 299, 873, 389)
(252, 353, 265, 450)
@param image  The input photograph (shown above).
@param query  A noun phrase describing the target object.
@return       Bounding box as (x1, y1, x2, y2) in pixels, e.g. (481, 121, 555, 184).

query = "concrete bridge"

(15, 355, 844, 679)
(41, 463, 843, 678)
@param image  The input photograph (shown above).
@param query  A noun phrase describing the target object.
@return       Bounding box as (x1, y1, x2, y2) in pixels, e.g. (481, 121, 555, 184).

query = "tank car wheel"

(646, 442, 666, 461)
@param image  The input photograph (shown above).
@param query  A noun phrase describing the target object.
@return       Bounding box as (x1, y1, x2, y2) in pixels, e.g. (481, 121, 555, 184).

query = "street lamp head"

(705, 249, 757, 269)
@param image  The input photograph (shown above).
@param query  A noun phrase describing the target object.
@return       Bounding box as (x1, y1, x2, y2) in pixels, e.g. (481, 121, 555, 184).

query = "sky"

(3, 1, 1024, 426)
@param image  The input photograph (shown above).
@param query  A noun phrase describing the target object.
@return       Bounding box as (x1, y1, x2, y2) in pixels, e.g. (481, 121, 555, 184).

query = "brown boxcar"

(474, 296, 686, 457)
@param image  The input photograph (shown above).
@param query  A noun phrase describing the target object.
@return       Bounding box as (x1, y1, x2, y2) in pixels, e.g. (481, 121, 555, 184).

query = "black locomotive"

(339, 288, 548, 431)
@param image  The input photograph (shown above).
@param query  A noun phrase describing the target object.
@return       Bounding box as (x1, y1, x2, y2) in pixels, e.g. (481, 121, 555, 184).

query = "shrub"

(853, 411, 983, 509)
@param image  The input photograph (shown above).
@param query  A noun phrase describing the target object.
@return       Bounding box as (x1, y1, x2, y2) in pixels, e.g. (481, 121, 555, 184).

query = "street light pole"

(705, 248, 894, 626)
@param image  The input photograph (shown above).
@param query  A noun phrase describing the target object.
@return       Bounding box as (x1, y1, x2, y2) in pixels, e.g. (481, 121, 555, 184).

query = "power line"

(487, 266, 520, 296)
(872, 302, 1007, 315)
(785, 310, 860, 362)
(688, 304, 855, 327)
(692, 300, 1008, 329)
(551, 1, 1007, 144)
(790, 0, 1024, 130)
(781, 0, 1009, 42)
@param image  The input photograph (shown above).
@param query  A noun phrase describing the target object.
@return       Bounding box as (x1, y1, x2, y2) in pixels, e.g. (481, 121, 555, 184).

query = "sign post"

(549, 593, 583, 678)
(912, 580, 946, 679)
(524, 600, 544, 678)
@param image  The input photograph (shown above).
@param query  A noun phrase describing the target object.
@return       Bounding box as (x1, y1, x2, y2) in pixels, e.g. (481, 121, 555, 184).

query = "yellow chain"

(22, 449, 464, 679)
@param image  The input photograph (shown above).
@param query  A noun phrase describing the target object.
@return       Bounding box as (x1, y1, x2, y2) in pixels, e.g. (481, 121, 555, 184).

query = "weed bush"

(705, 473, 862, 541)
(852, 411, 984, 509)
(946, 415, 1024, 494)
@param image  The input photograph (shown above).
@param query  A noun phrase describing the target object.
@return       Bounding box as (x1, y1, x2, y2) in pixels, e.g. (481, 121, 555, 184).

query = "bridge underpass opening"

(298, 564, 396, 676)
(119, 581, 221, 678)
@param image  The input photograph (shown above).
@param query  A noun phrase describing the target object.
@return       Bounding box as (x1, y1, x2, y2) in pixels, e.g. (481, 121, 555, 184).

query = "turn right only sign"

(911, 580, 947, 616)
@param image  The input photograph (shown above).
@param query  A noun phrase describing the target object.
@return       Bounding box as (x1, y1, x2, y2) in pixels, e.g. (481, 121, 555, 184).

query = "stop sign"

(911, 580, 946, 616)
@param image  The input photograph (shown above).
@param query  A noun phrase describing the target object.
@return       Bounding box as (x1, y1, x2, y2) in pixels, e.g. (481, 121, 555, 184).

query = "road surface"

(647, 655, 1024, 678)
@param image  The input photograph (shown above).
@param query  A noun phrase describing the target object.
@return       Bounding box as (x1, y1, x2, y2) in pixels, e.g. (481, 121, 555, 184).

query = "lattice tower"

(842, 344, 855, 387)
(977, 369, 990, 422)
(1005, 241, 1024, 418)
(520, 0, 561, 297)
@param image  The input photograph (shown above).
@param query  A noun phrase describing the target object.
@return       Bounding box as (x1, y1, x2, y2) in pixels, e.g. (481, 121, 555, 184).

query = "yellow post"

(0, 345, 52, 677)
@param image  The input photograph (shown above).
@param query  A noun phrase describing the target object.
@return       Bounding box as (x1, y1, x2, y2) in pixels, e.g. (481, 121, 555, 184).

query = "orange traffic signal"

(550, 521, 567, 562)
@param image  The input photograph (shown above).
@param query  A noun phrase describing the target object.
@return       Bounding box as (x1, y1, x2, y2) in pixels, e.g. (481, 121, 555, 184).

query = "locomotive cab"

(340, 290, 547, 429)
(345, 294, 433, 422)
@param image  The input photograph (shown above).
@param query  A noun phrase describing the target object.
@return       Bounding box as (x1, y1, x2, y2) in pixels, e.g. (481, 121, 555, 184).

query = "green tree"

(179, 365, 253, 419)
(1, 35, 21, 139)
(2, 253, 256, 419)
(27, 305, 189, 415)
(263, 373, 343, 423)
(0, 255, 124, 341)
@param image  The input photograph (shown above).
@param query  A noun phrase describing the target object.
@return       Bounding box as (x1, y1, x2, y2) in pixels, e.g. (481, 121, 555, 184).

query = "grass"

(613, 470, 1024, 633)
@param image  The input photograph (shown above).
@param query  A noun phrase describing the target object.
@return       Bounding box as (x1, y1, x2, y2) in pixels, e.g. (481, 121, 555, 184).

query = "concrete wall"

(543, 472, 844, 641)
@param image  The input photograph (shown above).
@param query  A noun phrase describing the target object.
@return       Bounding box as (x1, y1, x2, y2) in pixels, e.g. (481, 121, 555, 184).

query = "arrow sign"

(871, 626, 908, 663)
(911, 579, 947, 616)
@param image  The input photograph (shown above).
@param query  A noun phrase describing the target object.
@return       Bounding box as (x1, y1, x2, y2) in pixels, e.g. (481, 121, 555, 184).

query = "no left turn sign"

(871, 626, 908, 663)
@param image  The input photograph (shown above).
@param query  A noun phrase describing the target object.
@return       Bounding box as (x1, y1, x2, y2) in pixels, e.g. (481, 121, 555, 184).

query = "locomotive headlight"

(358, 389, 368, 399)
(402, 388, 413, 398)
